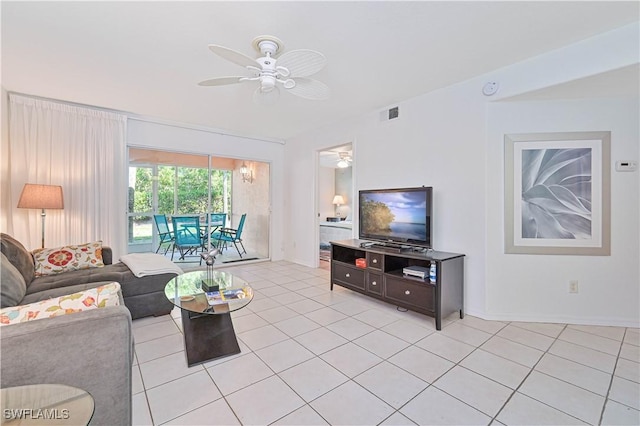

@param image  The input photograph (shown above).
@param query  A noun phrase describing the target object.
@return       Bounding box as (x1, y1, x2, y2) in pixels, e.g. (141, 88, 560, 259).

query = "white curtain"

(8, 94, 127, 257)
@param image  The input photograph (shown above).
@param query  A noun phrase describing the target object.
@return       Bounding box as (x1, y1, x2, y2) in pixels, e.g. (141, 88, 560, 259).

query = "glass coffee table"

(165, 270, 253, 367)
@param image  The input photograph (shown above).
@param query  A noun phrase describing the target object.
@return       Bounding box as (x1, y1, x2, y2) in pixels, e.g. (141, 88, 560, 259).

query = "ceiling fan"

(337, 151, 352, 168)
(198, 35, 329, 105)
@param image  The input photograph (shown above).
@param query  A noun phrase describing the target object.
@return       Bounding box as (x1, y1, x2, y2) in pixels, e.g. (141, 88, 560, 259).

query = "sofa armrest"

(0, 305, 132, 425)
(102, 246, 113, 265)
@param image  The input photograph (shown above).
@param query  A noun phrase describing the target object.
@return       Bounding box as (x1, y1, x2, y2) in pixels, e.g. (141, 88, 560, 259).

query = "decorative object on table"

(200, 248, 220, 292)
(17, 183, 64, 249)
(504, 131, 611, 255)
(205, 288, 248, 306)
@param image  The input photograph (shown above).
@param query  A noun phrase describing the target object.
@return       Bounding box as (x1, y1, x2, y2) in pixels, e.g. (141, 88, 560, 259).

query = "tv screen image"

(359, 187, 432, 247)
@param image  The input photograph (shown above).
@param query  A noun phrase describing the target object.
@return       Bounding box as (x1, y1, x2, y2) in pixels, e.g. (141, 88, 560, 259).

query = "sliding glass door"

(127, 147, 270, 262)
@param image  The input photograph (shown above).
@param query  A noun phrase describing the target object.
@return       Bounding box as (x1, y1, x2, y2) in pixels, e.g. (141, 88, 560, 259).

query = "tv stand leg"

(460, 309, 464, 319)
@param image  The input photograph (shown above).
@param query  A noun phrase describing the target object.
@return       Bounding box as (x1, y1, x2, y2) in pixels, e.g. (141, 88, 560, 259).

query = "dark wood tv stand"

(330, 239, 465, 330)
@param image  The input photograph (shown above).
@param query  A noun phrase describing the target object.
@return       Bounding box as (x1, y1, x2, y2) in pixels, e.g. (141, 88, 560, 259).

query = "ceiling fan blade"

(198, 76, 245, 86)
(277, 49, 326, 77)
(286, 77, 330, 100)
(253, 86, 280, 106)
(208, 44, 258, 68)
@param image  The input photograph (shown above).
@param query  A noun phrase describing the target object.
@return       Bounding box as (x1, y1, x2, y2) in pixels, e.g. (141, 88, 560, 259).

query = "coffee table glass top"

(165, 270, 253, 314)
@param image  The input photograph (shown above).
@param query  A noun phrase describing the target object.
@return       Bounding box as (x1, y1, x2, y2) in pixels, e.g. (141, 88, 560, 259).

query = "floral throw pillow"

(32, 241, 104, 277)
(0, 282, 121, 326)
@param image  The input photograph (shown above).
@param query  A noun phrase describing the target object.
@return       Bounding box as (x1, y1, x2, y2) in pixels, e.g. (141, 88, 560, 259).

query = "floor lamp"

(17, 184, 64, 249)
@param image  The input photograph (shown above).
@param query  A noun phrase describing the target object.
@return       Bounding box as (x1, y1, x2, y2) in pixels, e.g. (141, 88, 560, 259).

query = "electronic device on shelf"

(359, 186, 433, 249)
(402, 265, 430, 279)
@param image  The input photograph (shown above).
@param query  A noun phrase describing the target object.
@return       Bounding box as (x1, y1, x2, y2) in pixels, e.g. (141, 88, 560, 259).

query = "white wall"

(487, 98, 639, 326)
(287, 83, 489, 315)
(127, 118, 286, 261)
(285, 22, 639, 326)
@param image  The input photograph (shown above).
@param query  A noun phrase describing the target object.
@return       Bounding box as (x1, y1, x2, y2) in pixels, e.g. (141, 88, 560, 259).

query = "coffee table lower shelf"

(181, 310, 241, 367)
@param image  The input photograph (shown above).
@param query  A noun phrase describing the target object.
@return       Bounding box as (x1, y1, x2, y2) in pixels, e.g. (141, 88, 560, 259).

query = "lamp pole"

(40, 208, 46, 249)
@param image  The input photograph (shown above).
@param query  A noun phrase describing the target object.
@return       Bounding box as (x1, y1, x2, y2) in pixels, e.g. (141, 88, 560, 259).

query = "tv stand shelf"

(330, 239, 464, 330)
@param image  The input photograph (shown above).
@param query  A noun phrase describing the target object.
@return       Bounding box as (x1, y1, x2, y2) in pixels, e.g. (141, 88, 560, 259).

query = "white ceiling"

(2, 1, 638, 142)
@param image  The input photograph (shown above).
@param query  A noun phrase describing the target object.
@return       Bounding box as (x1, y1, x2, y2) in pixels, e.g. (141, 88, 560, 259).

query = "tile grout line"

(597, 326, 628, 425)
(134, 264, 638, 425)
(489, 322, 569, 425)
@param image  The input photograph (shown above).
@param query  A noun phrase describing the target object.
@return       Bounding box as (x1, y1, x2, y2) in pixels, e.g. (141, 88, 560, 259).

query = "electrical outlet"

(569, 280, 579, 293)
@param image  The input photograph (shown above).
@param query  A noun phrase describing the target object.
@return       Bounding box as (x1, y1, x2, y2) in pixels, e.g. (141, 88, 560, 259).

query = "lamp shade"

(332, 195, 345, 205)
(17, 184, 64, 209)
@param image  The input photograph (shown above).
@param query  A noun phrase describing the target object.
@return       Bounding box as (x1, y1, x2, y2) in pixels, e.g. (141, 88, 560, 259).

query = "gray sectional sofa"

(1, 296, 133, 425)
(0, 233, 177, 319)
(0, 233, 180, 425)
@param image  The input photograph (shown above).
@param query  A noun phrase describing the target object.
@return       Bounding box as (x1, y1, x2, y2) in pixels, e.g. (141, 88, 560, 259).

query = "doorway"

(127, 147, 270, 263)
(316, 143, 354, 268)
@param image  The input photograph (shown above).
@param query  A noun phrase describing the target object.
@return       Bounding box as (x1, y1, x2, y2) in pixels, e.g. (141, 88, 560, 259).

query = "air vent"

(380, 106, 400, 122)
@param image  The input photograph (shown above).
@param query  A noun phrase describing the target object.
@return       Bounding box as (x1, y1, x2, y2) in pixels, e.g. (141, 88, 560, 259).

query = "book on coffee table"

(205, 288, 248, 305)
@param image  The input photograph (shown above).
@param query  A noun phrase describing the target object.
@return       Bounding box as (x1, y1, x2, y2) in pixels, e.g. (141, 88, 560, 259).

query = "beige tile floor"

(132, 261, 639, 425)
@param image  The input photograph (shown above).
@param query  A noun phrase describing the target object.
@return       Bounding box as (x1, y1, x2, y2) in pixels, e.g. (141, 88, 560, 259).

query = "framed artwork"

(504, 131, 610, 255)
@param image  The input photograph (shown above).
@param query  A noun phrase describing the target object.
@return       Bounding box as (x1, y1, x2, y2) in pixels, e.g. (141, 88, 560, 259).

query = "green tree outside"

(132, 166, 231, 216)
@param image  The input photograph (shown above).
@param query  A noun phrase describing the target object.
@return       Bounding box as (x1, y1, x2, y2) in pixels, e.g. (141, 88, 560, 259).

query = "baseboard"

(464, 308, 640, 328)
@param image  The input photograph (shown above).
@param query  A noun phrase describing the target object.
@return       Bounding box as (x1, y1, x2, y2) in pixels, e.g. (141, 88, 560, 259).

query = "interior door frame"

(313, 141, 355, 268)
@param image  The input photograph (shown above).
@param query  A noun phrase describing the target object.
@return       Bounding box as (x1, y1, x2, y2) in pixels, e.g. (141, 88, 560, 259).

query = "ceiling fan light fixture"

(253, 86, 280, 106)
(200, 35, 328, 104)
(336, 151, 352, 168)
(261, 75, 277, 90)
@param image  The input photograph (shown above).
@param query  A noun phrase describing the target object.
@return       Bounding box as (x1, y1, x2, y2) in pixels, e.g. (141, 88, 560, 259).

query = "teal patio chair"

(153, 214, 174, 255)
(216, 213, 247, 258)
(207, 213, 227, 246)
(171, 216, 205, 264)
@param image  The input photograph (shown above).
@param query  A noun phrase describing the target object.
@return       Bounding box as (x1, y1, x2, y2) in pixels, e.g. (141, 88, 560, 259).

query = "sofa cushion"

(32, 241, 104, 277)
(0, 282, 121, 326)
(26, 263, 129, 297)
(20, 281, 119, 305)
(0, 253, 27, 308)
(0, 233, 35, 286)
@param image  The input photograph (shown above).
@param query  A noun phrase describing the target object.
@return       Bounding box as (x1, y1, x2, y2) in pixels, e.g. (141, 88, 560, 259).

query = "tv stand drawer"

(332, 263, 365, 291)
(367, 252, 383, 270)
(385, 277, 434, 312)
(366, 272, 383, 295)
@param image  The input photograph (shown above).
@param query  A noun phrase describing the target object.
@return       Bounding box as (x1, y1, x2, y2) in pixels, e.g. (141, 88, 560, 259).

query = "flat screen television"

(359, 186, 432, 248)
